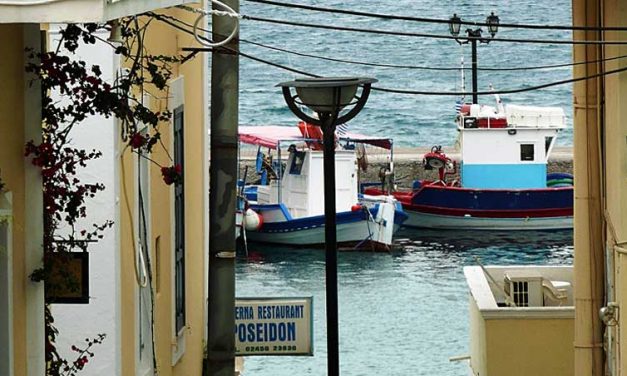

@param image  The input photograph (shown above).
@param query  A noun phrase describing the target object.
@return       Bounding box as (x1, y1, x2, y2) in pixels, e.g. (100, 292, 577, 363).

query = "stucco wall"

(0, 23, 45, 376)
(48, 28, 121, 376)
(602, 0, 627, 373)
(469, 301, 574, 376)
(118, 7, 208, 376)
(0, 23, 27, 376)
(485, 318, 574, 376)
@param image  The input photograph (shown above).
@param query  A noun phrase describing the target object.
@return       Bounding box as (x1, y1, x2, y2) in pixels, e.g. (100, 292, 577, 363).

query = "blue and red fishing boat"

(365, 97, 573, 230)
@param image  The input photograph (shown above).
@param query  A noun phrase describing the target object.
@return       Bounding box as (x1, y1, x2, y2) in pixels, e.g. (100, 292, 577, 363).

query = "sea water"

(236, 229, 573, 375)
(237, 0, 574, 147)
(234, 1, 575, 374)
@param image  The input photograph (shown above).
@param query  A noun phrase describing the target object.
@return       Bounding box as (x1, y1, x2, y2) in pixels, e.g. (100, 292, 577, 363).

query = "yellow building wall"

(468, 298, 488, 376)
(118, 7, 207, 376)
(602, 0, 627, 374)
(484, 318, 574, 376)
(0, 23, 28, 376)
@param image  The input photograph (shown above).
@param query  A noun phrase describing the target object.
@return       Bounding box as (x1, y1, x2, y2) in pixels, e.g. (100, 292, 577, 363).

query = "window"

(289, 151, 306, 175)
(173, 105, 185, 334)
(520, 144, 535, 161)
(545, 136, 554, 154)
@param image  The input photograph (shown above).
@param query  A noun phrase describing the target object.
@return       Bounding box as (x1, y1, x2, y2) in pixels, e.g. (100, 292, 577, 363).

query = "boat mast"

(460, 56, 466, 103)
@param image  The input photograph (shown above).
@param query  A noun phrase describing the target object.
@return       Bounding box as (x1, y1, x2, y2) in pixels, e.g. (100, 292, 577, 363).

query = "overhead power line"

(157, 10, 627, 72)
(154, 13, 627, 97)
(241, 14, 627, 46)
(239, 37, 627, 72)
(370, 63, 627, 95)
(244, 0, 627, 32)
(150, 13, 317, 78)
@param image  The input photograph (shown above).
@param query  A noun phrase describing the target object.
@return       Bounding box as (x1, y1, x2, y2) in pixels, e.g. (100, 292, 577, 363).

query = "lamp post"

(277, 77, 377, 376)
(449, 12, 500, 104)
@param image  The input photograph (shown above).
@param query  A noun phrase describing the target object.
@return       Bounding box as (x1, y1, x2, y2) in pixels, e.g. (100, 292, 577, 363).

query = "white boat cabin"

(458, 103, 566, 189)
(255, 149, 359, 218)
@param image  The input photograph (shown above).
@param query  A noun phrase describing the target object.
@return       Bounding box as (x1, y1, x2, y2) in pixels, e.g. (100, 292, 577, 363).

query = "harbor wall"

(235, 146, 573, 189)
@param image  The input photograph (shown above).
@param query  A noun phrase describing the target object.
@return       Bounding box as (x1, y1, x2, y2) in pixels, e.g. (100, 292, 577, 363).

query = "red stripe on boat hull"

(400, 203, 572, 219)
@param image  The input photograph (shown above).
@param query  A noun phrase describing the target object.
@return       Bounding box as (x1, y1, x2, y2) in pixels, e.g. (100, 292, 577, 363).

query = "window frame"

(173, 104, 186, 336)
(136, 124, 154, 376)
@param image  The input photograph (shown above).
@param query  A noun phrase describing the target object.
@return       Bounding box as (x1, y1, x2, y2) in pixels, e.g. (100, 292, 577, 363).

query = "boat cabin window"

(289, 151, 306, 175)
(520, 144, 535, 161)
(545, 136, 554, 154)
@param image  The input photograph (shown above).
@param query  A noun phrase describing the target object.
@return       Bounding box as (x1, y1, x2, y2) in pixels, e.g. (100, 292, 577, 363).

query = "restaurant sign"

(235, 297, 313, 356)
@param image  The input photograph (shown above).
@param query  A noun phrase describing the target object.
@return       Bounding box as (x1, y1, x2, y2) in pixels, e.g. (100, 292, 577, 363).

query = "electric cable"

(179, 1, 240, 48)
(159, 10, 627, 72)
(370, 64, 627, 95)
(150, 12, 319, 78)
(237, 34, 627, 72)
(156, 14, 627, 97)
(244, 0, 627, 32)
(241, 14, 627, 46)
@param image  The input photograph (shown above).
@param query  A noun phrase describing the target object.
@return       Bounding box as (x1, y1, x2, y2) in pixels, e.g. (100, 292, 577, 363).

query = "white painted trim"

(169, 77, 185, 110)
(480, 308, 574, 320)
(23, 23, 45, 376)
(113, 65, 124, 376)
(0, 192, 14, 376)
(169, 76, 186, 365)
(135, 131, 155, 376)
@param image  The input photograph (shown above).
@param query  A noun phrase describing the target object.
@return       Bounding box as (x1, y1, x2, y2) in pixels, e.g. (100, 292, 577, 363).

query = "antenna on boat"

(460, 56, 466, 102)
(489, 83, 505, 114)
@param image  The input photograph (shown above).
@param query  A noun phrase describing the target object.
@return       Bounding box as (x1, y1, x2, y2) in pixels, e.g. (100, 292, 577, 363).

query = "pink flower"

(160, 164, 182, 185)
(129, 133, 146, 149)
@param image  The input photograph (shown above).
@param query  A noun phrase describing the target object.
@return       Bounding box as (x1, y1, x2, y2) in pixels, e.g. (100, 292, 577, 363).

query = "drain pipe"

(572, 0, 606, 374)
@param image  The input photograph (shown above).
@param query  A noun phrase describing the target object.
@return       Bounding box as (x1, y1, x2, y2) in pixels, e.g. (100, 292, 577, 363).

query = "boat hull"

(402, 210, 572, 230)
(365, 184, 573, 230)
(244, 201, 403, 251)
(246, 218, 391, 251)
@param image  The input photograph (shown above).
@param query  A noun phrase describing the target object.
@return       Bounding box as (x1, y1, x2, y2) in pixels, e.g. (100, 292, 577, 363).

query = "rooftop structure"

(463, 265, 574, 376)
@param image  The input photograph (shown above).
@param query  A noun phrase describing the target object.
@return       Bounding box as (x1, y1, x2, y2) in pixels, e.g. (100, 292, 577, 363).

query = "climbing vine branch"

(24, 16, 184, 375)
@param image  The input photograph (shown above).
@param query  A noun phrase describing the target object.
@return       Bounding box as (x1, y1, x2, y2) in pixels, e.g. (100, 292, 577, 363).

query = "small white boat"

(238, 125, 407, 251)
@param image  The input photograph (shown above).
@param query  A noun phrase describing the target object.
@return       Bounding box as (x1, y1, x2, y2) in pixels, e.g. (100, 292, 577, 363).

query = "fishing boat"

(237, 124, 407, 251)
(365, 96, 573, 230)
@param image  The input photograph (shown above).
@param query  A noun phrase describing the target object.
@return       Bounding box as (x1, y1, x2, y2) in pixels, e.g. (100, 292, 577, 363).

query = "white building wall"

(49, 28, 120, 376)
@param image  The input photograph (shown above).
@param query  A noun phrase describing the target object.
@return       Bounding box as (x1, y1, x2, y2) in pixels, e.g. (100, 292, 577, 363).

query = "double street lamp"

(449, 12, 500, 104)
(277, 77, 377, 376)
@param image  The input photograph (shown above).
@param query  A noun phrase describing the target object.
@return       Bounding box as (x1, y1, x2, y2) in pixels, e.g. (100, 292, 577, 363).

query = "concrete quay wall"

(234, 146, 573, 189)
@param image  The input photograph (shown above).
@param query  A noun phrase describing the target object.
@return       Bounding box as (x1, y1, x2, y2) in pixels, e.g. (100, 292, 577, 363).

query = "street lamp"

(449, 12, 500, 104)
(277, 76, 377, 376)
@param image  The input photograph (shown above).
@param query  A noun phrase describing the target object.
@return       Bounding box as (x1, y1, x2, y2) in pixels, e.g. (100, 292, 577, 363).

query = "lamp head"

(449, 14, 462, 37)
(486, 12, 499, 37)
(277, 76, 377, 126)
(277, 77, 375, 114)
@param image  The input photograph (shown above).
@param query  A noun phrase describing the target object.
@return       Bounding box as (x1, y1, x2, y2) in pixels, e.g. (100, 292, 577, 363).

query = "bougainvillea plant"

(24, 17, 183, 375)
(45, 305, 106, 376)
